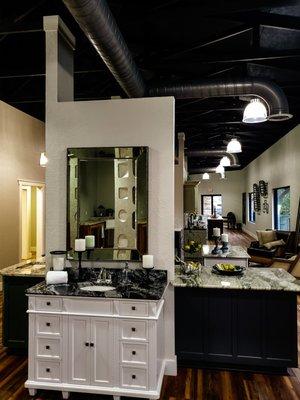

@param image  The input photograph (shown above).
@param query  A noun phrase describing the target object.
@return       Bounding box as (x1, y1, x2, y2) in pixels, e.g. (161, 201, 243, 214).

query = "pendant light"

(215, 164, 225, 174)
(220, 156, 231, 167)
(227, 138, 242, 153)
(40, 152, 48, 167)
(243, 98, 267, 123)
(202, 173, 210, 180)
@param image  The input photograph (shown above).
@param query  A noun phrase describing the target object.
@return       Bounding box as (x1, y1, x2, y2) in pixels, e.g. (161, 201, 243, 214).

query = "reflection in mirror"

(67, 147, 148, 261)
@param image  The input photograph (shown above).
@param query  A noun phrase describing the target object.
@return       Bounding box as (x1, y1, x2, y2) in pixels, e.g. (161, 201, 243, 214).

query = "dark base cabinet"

(3, 275, 44, 350)
(175, 288, 298, 371)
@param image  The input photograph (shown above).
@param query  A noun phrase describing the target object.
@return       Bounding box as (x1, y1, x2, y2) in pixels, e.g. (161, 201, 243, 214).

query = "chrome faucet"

(122, 262, 130, 285)
(97, 267, 106, 283)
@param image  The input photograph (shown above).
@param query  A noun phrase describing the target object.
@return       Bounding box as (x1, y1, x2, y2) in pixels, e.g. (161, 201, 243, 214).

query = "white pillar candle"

(143, 255, 154, 269)
(75, 238, 86, 252)
(213, 227, 221, 237)
(85, 235, 95, 249)
(221, 233, 229, 242)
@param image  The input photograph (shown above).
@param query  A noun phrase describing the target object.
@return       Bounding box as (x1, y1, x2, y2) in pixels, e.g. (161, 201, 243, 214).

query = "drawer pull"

(85, 342, 90, 347)
(132, 374, 136, 379)
(46, 322, 51, 327)
(46, 368, 51, 373)
(132, 350, 136, 355)
(131, 306, 136, 311)
(46, 345, 50, 350)
(46, 301, 51, 306)
(90, 342, 94, 347)
(131, 327, 136, 332)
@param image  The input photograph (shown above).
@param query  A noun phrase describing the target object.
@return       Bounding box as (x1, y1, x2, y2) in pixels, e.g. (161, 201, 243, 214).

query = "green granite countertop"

(172, 266, 300, 292)
(0, 260, 46, 277)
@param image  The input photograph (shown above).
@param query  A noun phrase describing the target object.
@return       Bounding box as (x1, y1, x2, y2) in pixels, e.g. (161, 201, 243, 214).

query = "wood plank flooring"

(1, 229, 300, 399)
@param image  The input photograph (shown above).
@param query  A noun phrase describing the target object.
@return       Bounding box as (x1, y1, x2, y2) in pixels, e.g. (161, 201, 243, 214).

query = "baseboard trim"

(242, 227, 256, 239)
(165, 356, 177, 376)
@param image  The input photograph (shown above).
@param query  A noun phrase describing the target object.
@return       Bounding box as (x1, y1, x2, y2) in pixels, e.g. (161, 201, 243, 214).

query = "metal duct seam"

(149, 79, 292, 121)
(186, 150, 240, 167)
(62, 0, 146, 98)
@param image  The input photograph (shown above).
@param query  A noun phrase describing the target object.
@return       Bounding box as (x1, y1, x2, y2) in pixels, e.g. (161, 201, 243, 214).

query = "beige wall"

(0, 101, 45, 270)
(190, 171, 244, 221)
(243, 124, 300, 237)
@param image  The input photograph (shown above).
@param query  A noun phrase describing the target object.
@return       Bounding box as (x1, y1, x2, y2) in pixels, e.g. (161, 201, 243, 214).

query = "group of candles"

(75, 235, 95, 252)
(212, 228, 229, 243)
(74, 237, 155, 269)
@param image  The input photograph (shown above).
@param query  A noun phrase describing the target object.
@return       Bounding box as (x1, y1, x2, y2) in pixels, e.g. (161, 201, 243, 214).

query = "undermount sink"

(80, 285, 116, 292)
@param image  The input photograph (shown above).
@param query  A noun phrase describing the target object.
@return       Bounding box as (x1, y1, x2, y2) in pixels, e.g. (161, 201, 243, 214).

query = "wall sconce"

(40, 152, 48, 167)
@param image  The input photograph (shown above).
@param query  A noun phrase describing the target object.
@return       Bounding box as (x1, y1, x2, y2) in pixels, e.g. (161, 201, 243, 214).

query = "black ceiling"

(0, 1, 300, 169)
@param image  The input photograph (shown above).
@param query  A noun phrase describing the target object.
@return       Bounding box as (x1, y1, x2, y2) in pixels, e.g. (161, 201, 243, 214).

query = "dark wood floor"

(1, 229, 300, 399)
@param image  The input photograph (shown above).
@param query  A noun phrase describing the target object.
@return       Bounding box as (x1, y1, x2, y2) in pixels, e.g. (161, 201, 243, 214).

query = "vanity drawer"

(35, 297, 62, 312)
(63, 298, 113, 315)
(120, 320, 148, 341)
(36, 315, 62, 336)
(36, 360, 61, 382)
(36, 338, 61, 359)
(117, 301, 148, 317)
(121, 342, 148, 365)
(120, 366, 147, 389)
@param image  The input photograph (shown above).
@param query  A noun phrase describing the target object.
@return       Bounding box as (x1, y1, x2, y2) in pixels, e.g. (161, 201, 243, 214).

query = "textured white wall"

(44, 17, 176, 371)
(243, 124, 300, 237)
(190, 170, 245, 221)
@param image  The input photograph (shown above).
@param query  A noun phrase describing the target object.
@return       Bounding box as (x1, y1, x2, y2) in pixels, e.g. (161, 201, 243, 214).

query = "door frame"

(18, 180, 45, 262)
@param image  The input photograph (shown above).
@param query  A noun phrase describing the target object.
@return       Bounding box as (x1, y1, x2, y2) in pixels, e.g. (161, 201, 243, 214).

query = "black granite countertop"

(26, 268, 168, 300)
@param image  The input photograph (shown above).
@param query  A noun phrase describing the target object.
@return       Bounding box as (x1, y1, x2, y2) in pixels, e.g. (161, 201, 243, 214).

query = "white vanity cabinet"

(25, 296, 165, 400)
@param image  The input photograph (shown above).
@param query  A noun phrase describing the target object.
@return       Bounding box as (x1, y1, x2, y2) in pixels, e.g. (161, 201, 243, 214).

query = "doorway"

(19, 181, 45, 261)
(201, 194, 223, 217)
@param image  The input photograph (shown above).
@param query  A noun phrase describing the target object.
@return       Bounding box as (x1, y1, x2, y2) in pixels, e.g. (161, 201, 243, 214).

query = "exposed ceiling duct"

(62, 0, 146, 98)
(62, 0, 292, 122)
(186, 150, 240, 167)
(62, 0, 293, 122)
(149, 80, 292, 121)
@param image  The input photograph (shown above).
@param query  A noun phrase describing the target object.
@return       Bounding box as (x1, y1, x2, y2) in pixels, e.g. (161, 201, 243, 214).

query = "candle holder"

(211, 236, 221, 254)
(86, 248, 94, 260)
(221, 241, 229, 252)
(76, 251, 85, 281)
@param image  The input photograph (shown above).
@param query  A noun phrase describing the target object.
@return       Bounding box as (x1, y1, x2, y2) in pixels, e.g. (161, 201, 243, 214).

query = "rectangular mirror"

(67, 147, 148, 261)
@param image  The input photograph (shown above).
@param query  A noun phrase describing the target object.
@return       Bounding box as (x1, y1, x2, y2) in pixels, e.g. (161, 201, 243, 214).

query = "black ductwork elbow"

(149, 79, 292, 121)
(186, 150, 240, 167)
(62, 0, 146, 98)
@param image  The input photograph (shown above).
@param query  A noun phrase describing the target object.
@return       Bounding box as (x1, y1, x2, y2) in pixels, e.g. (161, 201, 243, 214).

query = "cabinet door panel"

(68, 316, 90, 385)
(90, 318, 114, 386)
(236, 293, 263, 360)
(205, 293, 233, 359)
(265, 293, 297, 364)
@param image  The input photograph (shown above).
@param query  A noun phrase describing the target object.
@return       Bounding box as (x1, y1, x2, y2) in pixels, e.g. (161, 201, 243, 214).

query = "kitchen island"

(0, 260, 45, 350)
(173, 266, 300, 371)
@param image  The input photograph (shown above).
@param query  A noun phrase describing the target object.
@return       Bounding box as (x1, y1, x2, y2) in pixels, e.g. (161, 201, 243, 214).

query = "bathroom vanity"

(25, 269, 167, 399)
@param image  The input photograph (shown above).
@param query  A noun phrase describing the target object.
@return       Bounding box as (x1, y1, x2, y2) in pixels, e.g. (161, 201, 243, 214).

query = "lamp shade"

(226, 138, 242, 153)
(243, 99, 267, 123)
(202, 173, 210, 180)
(220, 156, 231, 167)
(215, 164, 225, 174)
(40, 152, 48, 167)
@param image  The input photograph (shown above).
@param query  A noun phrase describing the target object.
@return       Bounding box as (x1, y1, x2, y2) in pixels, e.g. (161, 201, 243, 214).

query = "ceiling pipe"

(149, 80, 292, 121)
(186, 150, 240, 167)
(62, 0, 146, 98)
(62, 0, 292, 121)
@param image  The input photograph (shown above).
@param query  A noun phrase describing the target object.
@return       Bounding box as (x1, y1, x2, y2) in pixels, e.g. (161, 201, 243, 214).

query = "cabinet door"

(90, 318, 114, 386)
(68, 316, 90, 385)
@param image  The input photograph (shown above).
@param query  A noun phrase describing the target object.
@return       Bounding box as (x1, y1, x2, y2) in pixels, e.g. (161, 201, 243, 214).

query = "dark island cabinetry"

(3, 275, 44, 350)
(175, 287, 298, 370)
